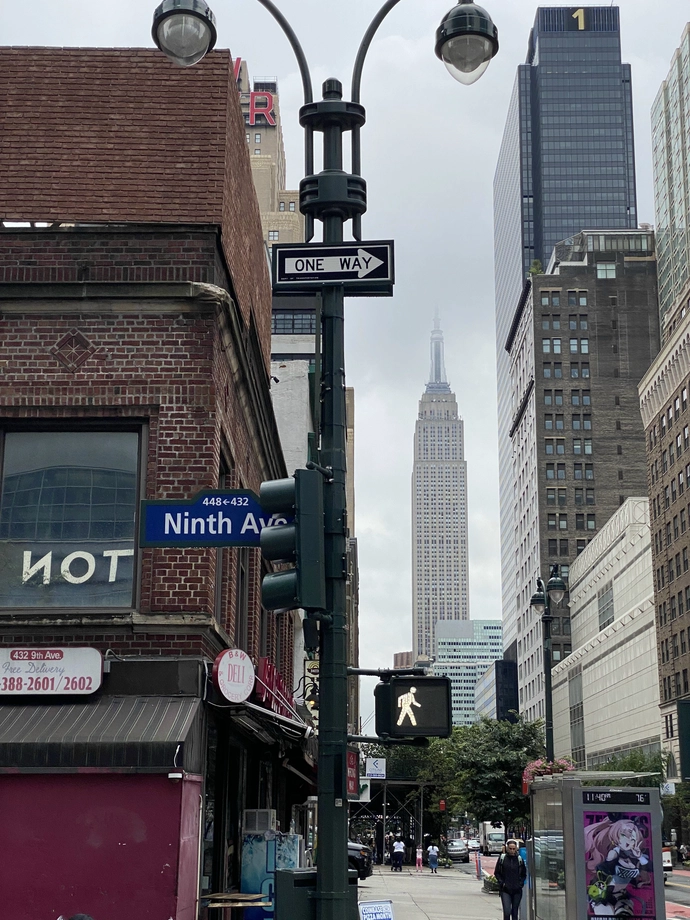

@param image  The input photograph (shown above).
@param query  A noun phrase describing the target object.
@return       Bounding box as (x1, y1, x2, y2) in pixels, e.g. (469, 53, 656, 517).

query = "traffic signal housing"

(374, 676, 452, 739)
(260, 469, 327, 611)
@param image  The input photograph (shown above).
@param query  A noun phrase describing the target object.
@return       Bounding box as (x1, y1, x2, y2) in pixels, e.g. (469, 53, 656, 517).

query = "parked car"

(348, 840, 374, 879)
(466, 838, 480, 852)
(447, 839, 470, 863)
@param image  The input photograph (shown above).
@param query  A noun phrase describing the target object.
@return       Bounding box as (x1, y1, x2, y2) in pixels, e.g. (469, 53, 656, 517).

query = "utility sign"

(139, 490, 291, 548)
(272, 241, 394, 296)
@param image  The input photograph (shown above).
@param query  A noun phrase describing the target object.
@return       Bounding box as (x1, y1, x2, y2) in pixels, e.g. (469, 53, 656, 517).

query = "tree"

(591, 750, 666, 787)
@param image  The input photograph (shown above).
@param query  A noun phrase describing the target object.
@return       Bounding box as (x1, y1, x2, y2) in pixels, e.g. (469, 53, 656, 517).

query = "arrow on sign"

(285, 249, 384, 278)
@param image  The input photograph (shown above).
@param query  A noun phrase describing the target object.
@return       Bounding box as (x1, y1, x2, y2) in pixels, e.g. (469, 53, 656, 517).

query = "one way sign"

(273, 240, 394, 296)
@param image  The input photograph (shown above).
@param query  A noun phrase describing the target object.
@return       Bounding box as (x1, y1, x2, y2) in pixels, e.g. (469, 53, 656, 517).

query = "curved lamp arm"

(254, 0, 315, 220)
(256, 0, 313, 104)
(351, 0, 404, 105)
(349, 0, 404, 238)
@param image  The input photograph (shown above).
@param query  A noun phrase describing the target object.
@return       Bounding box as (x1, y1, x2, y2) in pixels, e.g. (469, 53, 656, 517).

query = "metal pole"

(383, 780, 387, 864)
(542, 597, 554, 762)
(316, 79, 349, 920)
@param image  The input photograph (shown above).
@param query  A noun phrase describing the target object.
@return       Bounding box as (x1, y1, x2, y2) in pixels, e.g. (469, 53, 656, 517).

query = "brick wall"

(0, 227, 287, 670)
(0, 47, 271, 364)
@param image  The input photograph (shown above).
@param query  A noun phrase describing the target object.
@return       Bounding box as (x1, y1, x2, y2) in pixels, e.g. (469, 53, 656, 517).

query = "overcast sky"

(2, 0, 688, 729)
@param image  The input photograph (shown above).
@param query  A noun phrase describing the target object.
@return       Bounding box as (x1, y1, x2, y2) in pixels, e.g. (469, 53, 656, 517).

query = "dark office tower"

(494, 7, 638, 663)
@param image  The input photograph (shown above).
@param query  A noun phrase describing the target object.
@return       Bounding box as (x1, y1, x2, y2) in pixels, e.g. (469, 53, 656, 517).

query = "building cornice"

(639, 310, 690, 428)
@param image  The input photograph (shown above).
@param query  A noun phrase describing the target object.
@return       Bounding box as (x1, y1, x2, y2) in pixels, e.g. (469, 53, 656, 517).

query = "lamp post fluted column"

(530, 565, 566, 763)
(151, 3, 499, 920)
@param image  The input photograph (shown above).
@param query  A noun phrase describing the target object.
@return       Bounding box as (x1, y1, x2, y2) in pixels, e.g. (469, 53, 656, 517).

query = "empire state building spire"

(426, 311, 450, 393)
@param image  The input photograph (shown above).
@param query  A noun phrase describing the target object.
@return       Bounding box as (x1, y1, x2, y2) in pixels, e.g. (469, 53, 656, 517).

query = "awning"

(0, 695, 203, 773)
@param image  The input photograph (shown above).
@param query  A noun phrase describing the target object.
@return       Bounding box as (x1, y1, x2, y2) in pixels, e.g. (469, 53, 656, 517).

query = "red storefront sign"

(254, 657, 294, 718)
(347, 749, 359, 798)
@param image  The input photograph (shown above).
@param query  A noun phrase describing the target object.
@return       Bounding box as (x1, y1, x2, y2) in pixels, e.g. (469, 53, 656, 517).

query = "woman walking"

(427, 840, 440, 874)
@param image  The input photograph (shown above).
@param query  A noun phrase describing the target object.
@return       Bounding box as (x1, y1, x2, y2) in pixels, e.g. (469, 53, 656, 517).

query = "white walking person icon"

(396, 686, 422, 727)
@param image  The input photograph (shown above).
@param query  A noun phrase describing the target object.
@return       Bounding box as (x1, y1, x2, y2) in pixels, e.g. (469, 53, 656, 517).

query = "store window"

(0, 430, 139, 607)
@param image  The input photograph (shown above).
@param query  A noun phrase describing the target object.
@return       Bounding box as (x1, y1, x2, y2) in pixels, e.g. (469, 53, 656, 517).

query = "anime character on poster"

(584, 814, 653, 917)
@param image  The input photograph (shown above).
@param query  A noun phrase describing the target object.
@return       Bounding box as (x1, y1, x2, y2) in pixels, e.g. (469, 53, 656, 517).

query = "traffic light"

(374, 676, 452, 739)
(259, 468, 327, 611)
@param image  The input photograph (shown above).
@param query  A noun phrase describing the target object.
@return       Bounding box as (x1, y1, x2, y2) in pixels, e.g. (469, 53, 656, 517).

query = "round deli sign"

(213, 648, 255, 703)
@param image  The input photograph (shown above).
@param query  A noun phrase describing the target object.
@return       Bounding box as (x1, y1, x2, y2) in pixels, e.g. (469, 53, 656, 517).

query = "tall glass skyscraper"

(652, 23, 690, 340)
(494, 7, 638, 665)
(412, 317, 469, 660)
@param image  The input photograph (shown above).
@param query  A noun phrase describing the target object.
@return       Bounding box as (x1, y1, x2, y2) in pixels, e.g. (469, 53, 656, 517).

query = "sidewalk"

(357, 865, 502, 920)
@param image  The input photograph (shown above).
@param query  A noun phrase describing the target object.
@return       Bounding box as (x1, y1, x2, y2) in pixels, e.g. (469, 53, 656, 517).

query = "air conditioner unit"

(243, 808, 277, 833)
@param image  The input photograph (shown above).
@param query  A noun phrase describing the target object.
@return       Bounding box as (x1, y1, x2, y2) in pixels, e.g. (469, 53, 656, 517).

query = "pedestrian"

(427, 840, 440, 874)
(494, 838, 526, 920)
(393, 836, 405, 871)
(416, 844, 424, 873)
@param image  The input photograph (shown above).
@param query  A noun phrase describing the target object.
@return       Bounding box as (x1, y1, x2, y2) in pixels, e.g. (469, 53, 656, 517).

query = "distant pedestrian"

(495, 839, 526, 920)
(416, 845, 423, 872)
(427, 841, 440, 873)
(393, 836, 405, 871)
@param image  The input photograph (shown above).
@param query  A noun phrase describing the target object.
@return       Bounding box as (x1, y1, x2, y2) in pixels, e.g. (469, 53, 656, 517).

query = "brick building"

(0, 47, 315, 919)
(506, 229, 660, 720)
(639, 310, 690, 780)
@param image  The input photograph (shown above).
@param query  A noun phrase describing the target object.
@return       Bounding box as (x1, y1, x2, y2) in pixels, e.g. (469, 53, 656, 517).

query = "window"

(682, 509, 687, 533)
(546, 464, 555, 480)
(575, 488, 583, 505)
(571, 391, 580, 406)
(580, 316, 588, 330)
(544, 390, 553, 406)
(583, 415, 592, 430)
(685, 547, 689, 573)
(582, 390, 590, 405)
(587, 514, 596, 530)
(598, 581, 614, 629)
(548, 539, 558, 554)
(559, 514, 568, 530)
(553, 339, 562, 354)
(552, 316, 561, 330)
(572, 415, 581, 430)
(545, 414, 554, 430)
(558, 489, 566, 506)
(554, 363, 562, 378)
(545, 439, 555, 455)
(580, 339, 589, 354)
(556, 439, 565, 454)
(570, 338, 578, 354)
(279, 201, 286, 211)
(576, 513, 584, 530)
(542, 339, 551, 354)
(268, 230, 279, 241)
(548, 514, 557, 530)
(576, 539, 587, 554)
(246, 133, 250, 143)
(571, 364, 579, 379)
(586, 489, 595, 505)
(597, 262, 616, 279)
(272, 311, 317, 334)
(555, 415, 564, 431)
(585, 464, 594, 480)
(674, 516, 680, 539)
(584, 439, 592, 455)
(254, 149, 261, 155)
(0, 430, 139, 607)
(573, 439, 582, 455)
(581, 363, 590, 378)
(289, 201, 296, 212)
(557, 463, 566, 480)
(255, 133, 261, 143)
(543, 363, 552, 378)
(555, 390, 563, 406)
(559, 538, 568, 555)
(547, 489, 556, 505)
(574, 463, 583, 480)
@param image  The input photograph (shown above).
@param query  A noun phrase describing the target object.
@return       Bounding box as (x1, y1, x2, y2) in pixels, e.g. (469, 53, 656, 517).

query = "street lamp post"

(152, 3, 498, 919)
(530, 564, 566, 762)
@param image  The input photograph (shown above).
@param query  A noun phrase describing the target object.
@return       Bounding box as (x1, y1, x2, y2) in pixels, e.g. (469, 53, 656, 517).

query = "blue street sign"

(139, 490, 290, 548)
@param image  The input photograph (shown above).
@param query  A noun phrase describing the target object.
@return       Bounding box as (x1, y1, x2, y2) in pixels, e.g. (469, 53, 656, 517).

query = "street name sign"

(272, 240, 394, 296)
(139, 490, 290, 548)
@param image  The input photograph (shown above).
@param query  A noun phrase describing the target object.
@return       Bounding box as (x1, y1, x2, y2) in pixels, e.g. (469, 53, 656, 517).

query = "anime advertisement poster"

(583, 811, 655, 918)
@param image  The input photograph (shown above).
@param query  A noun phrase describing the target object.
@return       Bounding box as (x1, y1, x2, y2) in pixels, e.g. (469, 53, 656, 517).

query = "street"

(357, 860, 690, 920)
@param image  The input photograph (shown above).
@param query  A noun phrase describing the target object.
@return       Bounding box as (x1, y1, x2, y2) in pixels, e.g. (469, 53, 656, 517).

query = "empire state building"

(412, 317, 469, 660)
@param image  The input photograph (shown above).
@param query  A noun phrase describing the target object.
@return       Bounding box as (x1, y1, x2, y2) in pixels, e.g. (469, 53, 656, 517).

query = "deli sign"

(0, 647, 103, 695)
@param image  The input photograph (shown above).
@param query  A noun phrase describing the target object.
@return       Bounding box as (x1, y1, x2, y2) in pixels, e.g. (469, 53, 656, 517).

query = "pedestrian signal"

(374, 676, 452, 739)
